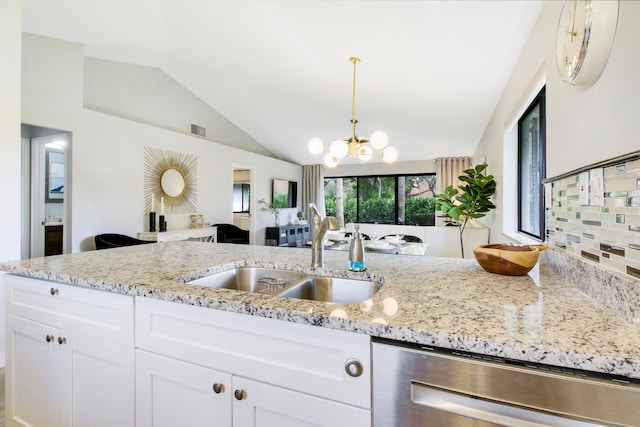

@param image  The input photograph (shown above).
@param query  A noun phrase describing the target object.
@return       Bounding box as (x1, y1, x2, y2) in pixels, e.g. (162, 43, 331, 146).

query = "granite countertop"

(2, 241, 640, 379)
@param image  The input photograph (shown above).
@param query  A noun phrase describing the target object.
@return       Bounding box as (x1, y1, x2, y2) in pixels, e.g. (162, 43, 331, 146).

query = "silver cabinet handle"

(58, 336, 67, 345)
(50, 288, 59, 296)
(45, 335, 54, 343)
(234, 389, 247, 401)
(345, 358, 363, 377)
(212, 383, 225, 394)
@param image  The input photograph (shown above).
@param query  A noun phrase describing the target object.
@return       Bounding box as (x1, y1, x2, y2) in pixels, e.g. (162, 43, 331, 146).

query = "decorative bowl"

(473, 244, 547, 276)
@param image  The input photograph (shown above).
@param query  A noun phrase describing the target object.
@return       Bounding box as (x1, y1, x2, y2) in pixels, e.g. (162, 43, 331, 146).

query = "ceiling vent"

(191, 124, 206, 138)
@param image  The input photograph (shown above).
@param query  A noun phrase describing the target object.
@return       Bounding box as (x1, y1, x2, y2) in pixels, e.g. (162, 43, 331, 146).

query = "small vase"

(274, 215, 280, 227)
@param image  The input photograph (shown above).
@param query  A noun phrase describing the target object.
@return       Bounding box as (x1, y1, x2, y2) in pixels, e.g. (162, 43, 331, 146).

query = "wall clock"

(555, 0, 619, 86)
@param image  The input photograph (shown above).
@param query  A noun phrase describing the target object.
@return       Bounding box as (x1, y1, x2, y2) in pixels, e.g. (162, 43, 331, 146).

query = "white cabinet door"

(136, 350, 233, 427)
(5, 277, 136, 427)
(60, 333, 135, 427)
(136, 297, 371, 409)
(232, 377, 371, 427)
(6, 314, 61, 427)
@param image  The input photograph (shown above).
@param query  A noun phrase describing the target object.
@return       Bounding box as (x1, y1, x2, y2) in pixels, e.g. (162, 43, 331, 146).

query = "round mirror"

(161, 168, 186, 197)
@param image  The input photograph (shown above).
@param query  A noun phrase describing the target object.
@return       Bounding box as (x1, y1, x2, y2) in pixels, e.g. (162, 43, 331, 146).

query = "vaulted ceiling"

(22, 0, 544, 166)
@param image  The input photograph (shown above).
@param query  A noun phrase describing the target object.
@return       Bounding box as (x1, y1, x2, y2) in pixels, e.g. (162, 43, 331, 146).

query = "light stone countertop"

(2, 241, 640, 379)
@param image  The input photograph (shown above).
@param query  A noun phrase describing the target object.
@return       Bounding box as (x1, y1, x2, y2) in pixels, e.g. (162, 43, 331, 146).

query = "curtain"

(436, 157, 472, 194)
(302, 164, 325, 220)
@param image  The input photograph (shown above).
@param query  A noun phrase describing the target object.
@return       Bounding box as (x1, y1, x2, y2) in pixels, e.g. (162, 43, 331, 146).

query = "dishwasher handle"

(412, 383, 606, 427)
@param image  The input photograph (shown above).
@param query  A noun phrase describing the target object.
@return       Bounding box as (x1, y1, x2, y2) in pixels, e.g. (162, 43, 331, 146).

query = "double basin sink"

(187, 267, 382, 304)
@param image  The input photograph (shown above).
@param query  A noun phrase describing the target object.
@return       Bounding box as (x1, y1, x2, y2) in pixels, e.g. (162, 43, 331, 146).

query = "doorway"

(232, 166, 254, 244)
(21, 124, 71, 259)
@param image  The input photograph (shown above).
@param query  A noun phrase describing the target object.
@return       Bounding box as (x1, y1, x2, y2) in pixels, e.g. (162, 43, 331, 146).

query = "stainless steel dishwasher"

(373, 338, 640, 426)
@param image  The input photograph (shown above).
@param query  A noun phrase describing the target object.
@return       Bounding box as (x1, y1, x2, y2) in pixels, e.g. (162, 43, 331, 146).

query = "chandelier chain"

(350, 56, 360, 142)
(306, 56, 396, 166)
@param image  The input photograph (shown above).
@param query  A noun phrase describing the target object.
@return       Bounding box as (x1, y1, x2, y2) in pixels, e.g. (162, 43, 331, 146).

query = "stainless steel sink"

(187, 267, 305, 294)
(278, 276, 382, 304)
(188, 267, 382, 303)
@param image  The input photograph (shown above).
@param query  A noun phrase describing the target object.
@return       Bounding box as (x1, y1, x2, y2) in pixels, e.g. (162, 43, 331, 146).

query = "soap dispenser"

(349, 225, 366, 271)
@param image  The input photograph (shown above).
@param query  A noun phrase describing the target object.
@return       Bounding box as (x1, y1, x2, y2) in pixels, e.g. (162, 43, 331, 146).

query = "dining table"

(310, 238, 429, 256)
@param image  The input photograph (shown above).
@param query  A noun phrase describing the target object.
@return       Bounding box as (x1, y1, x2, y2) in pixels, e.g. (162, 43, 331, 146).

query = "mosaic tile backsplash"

(544, 154, 640, 326)
(546, 156, 640, 280)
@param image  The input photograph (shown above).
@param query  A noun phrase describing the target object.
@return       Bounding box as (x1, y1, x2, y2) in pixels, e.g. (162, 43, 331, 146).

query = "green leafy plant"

(258, 198, 282, 225)
(297, 211, 304, 220)
(435, 163, 496, 258)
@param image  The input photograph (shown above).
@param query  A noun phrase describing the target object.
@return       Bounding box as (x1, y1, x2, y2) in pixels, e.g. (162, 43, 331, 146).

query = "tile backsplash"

(545, 156, 640, 280)
(544, 153, 640, 327)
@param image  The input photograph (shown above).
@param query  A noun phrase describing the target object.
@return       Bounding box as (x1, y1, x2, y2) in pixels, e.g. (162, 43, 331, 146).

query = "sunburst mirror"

(144, 147, 198, 214)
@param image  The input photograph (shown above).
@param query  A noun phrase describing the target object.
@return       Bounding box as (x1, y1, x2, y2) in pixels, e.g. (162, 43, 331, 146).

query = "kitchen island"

(2, 241, 640, 426)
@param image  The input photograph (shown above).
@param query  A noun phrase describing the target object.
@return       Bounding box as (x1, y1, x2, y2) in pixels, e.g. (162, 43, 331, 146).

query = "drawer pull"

(212, 383, 225, 394)
(45, 335, 54, 343)
(234, 389, 247, 401)
(50, 288, 59, 296)
(58, 336, 67, 345)
(345, 358, 363, 377)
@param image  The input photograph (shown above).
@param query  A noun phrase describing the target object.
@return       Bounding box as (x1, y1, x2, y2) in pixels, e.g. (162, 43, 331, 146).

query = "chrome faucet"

(309, 203, 340, 267)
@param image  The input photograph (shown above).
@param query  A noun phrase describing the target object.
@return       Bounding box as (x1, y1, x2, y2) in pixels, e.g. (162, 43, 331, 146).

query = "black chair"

(382, 234, 423, 243)
(95, 233, 154, 250)
(344, 232, 371, 240)
(213, 224, 250, 244)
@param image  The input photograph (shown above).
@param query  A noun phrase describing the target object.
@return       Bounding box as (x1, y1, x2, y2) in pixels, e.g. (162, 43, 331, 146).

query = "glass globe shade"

(382, 146, 398, 163)
(324, 153, 339, 168)
(369, 131, 389, 150)
(330, 139, 349, 158)
(307, 137, 324, 155)
(357, 145, 372, 161)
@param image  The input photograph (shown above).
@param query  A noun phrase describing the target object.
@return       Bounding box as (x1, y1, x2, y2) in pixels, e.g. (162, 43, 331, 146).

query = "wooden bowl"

(473, 244, 547, 276)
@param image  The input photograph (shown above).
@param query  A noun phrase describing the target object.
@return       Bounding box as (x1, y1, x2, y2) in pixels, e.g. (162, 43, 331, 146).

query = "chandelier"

(307, 57, 397, 167)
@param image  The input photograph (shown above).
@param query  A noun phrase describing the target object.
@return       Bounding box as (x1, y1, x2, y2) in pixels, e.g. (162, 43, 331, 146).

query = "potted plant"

(435, 163, 496, 258)
(296, 210, 306, 224)
(258, 198, 282, 226)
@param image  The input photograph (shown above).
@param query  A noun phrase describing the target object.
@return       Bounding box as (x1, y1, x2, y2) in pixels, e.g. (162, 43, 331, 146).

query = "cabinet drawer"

(5, 275, 134, 346)
(136, 297, 371, 409)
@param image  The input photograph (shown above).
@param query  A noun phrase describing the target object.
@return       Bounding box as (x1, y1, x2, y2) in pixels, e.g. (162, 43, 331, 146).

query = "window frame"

(324, 173, 436, 226)
(517, 86, 546, 240)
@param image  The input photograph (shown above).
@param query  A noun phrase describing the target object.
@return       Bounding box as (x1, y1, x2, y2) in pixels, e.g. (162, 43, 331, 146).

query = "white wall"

(83, 57, 275, 158)
(473, 1, 640, 242)
(22, 33, 301, 251)
(0, 0, 22, 263)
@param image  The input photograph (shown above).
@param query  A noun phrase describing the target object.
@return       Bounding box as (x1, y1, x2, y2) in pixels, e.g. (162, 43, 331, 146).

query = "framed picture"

(46, 149, 64, 203)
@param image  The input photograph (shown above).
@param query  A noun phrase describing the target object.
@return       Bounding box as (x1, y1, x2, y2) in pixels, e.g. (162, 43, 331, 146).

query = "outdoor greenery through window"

(518, 86, 546, 240)
(324, 174, 436, 226)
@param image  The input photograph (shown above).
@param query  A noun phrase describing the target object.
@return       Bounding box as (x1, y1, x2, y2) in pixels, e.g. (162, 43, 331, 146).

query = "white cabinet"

(136, 350, 232, 427)
(5, 275, 135, 427)
(5, 275, 372, 427)
(135, 297, 371, 427)
(232, 376, 371, 427)
(5, 315, 59, 427)
(137, 350, 370, 427)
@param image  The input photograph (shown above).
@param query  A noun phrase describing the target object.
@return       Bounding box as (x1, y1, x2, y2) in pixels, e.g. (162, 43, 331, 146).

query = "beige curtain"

(302, 164, 325, 220)
(436, 157, 472, 193)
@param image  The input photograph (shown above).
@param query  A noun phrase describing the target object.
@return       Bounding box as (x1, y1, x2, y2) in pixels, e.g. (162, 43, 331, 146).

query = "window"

(324, 174, 436, 226)
(518, 87, 546, 240)
(233, 183, 250, 213)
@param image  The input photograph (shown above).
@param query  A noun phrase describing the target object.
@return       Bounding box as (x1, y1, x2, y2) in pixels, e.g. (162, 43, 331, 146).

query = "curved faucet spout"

(309, 203, 340, 267)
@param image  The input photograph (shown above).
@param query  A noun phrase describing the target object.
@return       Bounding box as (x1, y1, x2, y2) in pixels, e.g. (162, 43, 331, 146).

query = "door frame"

(232, 164, 255, 244)
(22, 129, 71, 258)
